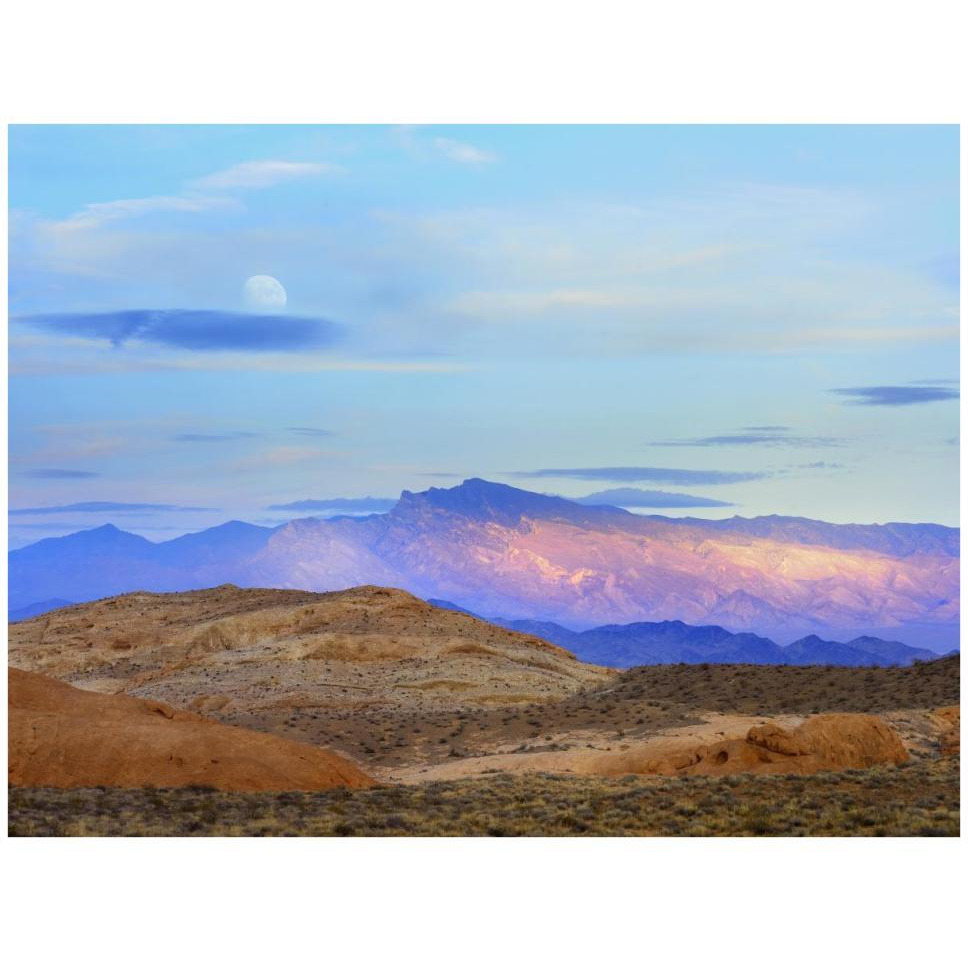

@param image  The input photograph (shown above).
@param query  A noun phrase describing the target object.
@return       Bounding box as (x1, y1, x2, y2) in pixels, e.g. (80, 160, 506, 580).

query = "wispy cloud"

(10, 501, 214, 516)
(287, 427, 334, 438)
(654, 432, 840, 448)
(372, 187, 957, 355)
(60, 194, 237, 230)
(16, 309, 342, 353)
(14, 178, 957, 362)
(572, 488, 736, 509)
(47, 159, 337, 231)
(227, 446, 338, 472)
(8, 342, 470, 377)
(191, 160, 339, 190)
(18, 468, 100, 479)
(173, 431, 261, 442)
(432, 137, 497, 165)
(513, 467, 768, 485)
(9, 521, 117, 533)
(265, 496, 396, 513)
(9, 425, 126, 464)
(832, 385, 960, 406)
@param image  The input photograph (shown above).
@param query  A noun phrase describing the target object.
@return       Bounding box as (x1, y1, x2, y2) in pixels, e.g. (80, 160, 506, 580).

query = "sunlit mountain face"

(9, 479, 958, 648)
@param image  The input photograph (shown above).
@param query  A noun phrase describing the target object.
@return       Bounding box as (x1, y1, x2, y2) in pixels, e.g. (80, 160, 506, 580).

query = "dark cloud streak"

(513, 467, 768, 485)
(832, 385, 959, 406)
(572, 488, 735, 508)
(654, 433, 839, 447)
(266, 497, 397, 513)
(16, 309, 343, 353)
(19, 468, 100, 479)
(173, 432, 260, 442)
(287, 427, 334, 438)
(10, 501, 215, 516)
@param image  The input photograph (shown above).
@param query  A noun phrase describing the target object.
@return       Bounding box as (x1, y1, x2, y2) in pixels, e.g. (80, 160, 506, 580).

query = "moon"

(243, 275, 287, 311)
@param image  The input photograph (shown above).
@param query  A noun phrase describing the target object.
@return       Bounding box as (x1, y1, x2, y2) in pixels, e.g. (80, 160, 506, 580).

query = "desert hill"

(9, 584, 958, 778)
(580, 653, 960, 716)
(8, 584, 610, 721)
(8, 667, 374, 792)
(8, 478, 959, 638)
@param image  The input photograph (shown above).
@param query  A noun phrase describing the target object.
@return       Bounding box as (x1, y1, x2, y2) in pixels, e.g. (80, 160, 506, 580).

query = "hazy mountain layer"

(489, 617, 940, 668)
(8, 478, 959, 637)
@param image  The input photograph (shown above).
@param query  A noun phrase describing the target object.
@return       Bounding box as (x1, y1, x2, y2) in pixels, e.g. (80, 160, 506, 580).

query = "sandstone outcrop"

(606, 713, 909, 777)
(932, 706, 959, 755)
(9, 667, 375, 792)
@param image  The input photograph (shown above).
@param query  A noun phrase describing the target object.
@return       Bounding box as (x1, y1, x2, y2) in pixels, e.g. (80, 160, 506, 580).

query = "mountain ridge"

(8, 478, 959, 638)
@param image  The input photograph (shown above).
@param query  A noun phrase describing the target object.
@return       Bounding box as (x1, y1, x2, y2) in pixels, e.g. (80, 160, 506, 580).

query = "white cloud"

(227, 445, 340, 472)
(365, 188, 958, 353)
(40, 159, 337, 233)
(432, 137, 497, 165)
(11, 175, 958, 362)
(192, 160, 340, 190)
(56, 194, 238, 231)
(450, 288, 638, 314)
(7, 333, 472, 376)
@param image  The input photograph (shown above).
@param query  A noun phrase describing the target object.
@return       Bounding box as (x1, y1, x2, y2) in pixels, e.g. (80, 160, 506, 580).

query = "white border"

(2, 2, 964, 966)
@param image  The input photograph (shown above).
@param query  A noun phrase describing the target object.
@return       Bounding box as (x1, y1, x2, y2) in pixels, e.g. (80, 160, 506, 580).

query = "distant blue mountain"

(154, 520, 274, 566)
(428, 600, 942, 668)
(8, 599, 74, 622)
(7, 521, 277, 609)
(395, 477, 635, 528)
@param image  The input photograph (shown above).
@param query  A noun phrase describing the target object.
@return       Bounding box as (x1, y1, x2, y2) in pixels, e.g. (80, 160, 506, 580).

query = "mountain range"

(8, 478, 959, 644)
(426, 600, 943, 667)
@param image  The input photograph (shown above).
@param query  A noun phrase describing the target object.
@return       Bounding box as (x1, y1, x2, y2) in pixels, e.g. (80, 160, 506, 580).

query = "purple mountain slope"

(7, 479, 959, 643)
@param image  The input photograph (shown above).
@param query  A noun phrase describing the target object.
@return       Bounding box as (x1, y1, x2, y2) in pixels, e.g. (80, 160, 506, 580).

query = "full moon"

(243, 275, 287, 311)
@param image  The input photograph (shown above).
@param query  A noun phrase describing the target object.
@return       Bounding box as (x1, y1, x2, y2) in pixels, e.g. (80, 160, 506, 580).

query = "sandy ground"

(378, 710, 806, 783)
(882, 708, 959, 753)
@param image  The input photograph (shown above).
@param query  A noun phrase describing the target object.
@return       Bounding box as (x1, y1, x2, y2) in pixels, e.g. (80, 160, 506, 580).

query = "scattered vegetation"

(593, 655, 960, 716)
(9, 754, 958, 837)
(221, 655, 958, 768)
(224, 686, 700, 767)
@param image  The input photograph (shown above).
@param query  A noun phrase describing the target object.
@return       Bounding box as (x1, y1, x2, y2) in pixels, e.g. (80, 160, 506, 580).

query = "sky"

(7, 125, 960, 547)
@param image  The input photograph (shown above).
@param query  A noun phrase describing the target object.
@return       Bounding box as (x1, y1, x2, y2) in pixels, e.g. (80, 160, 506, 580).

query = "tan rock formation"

(932, 706, 959, 755)
(594, 713, 909, 777)
(8, 585, 610, 717)
(391, 711, 911, 783)
(9, 667, 374, 792)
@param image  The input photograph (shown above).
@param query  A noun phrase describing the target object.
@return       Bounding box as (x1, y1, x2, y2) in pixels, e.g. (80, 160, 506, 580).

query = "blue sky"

(7, 125, 959, 546)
